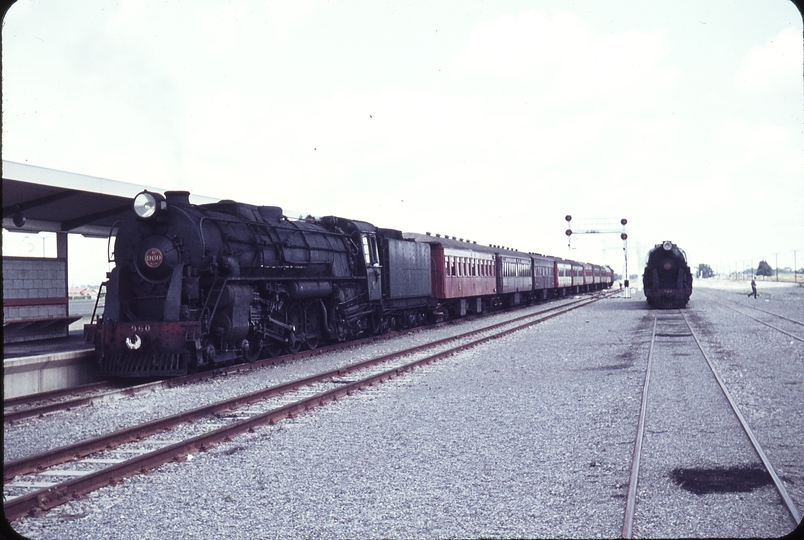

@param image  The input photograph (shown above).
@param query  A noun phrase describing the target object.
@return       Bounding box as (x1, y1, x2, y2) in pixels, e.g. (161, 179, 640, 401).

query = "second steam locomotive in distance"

(642, 240, 693, 309)
(85, 190, 613, 377)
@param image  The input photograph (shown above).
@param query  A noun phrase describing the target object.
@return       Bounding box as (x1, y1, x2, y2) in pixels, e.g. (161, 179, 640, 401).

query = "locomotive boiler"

(641, 240, 693, 308)
(85, 191, 433, 377)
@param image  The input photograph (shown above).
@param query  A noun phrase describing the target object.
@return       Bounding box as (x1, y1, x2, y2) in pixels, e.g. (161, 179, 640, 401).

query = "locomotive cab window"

(362, 234, 380, 266)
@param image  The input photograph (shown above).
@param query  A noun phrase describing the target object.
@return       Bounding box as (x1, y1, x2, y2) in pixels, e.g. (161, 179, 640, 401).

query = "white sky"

(3, 0, 803, 286)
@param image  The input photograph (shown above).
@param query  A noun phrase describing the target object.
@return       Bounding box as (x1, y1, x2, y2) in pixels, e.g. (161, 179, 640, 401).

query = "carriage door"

(362, 234, 383, 301)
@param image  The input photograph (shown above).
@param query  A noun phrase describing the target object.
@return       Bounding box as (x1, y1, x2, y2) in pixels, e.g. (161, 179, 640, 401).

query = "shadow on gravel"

(583, 363, 632, 371)
(601, 300, 651, 311)
(670, 465, 772, 495)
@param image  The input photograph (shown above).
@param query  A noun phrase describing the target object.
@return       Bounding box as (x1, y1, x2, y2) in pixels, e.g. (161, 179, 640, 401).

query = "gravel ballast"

(7, 284, 803, 539)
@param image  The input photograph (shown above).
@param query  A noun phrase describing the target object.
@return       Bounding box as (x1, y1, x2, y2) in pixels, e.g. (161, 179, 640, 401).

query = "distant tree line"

(697, 264, 714, 278)
(756, 260, 774, 277)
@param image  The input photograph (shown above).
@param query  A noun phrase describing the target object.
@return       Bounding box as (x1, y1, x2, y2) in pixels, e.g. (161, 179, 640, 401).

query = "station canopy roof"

(2, 161, 219, 238)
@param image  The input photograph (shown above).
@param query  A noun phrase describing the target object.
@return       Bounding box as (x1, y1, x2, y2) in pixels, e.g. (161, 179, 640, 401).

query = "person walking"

(748, 277, 757, 298)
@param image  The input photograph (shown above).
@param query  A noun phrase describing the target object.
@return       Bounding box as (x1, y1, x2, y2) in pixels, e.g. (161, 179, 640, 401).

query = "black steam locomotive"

(86, 190, 612, 377)
(642, 240, 693, 308)
(85, 190, 433, 377)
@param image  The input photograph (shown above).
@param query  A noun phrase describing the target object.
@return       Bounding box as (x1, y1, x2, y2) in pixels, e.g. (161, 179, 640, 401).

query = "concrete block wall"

(3, 256, 70, 342)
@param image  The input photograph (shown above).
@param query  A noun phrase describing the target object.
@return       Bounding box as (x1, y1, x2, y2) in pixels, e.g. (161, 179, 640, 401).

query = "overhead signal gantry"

(564, 215, 630, 298)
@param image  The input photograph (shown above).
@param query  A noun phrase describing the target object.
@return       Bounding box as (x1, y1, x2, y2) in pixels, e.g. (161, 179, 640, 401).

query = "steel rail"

(741, 306, 804, 327)
(622, 315, 657, 539)
(680, 310, 802, 527)
(725, 308, 804, 343)
(696, 291, 804, 341)
(5, 294, 606, 479)
(6, 300, 562, 481)
(734, 312, 804, 343)
(5, 291, 615, 423)
(3, 293, 606, 521)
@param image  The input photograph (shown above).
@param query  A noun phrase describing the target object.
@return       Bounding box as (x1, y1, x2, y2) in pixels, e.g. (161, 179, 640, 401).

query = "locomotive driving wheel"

(371, 310, 383, 335)
(303, 301, 320, 350)
(243, 334, 262, 363)
(287, 302, 304, 354)
(264, 340, 284, 358)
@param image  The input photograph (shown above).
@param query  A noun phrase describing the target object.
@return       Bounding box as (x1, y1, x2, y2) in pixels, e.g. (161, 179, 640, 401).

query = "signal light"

(621, 233, 628, 240)
(620, 218, 627, 226)
(565, 215, 572, 222)
(565, 229, 572, 236)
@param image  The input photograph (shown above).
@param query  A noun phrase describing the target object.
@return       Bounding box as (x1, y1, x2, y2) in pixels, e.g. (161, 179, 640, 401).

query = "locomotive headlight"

(662, 241, 673, 251)
(133, 191, 166, 219)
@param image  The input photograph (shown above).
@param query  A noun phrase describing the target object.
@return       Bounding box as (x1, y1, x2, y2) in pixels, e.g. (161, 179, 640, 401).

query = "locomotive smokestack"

(165, 191, 192, 207)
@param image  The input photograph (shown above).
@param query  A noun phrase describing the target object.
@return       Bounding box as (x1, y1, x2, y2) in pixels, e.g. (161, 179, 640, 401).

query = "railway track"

(4, 290, 614, 521)
(4, 291, 616, 424)
(621, 310, 802, 538)
(695, 290, 804, 343)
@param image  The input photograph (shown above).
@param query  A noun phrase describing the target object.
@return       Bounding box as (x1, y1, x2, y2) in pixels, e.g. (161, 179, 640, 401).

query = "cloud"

(450, 11, 590, 82)
(735, 27, 802, 95)
(447, 10, 681, 111)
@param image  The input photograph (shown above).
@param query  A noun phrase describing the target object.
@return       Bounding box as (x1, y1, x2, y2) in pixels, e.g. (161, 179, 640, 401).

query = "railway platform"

(3, 330, 98, 400)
